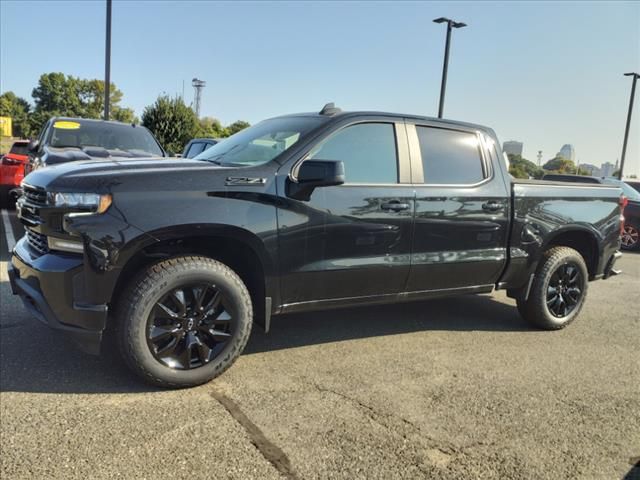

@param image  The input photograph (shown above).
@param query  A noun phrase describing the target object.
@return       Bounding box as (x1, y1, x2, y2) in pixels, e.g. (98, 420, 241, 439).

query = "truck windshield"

(49, 120, 164, 157)
(194, 116, 324, 166)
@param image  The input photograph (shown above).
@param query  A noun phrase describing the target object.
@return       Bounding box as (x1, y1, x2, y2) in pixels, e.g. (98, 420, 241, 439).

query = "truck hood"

(23, 157, 234, 193)
(42, 145, 164, 165)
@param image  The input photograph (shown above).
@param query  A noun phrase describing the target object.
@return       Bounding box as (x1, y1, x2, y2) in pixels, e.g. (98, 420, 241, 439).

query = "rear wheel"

(621, 222, 639, 251)
(0, 187, 9, 209)
(117, 256, 253, 388)
(517, 247, 588, 330)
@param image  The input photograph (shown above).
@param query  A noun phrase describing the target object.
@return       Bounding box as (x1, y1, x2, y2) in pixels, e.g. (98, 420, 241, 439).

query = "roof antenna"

(319, 102, 342, 116)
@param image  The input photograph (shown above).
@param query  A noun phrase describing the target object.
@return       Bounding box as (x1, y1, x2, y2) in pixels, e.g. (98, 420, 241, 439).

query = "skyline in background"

(1, 0, 639, 176)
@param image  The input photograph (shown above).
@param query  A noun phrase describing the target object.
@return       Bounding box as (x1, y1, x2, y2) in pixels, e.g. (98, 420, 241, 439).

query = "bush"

(141, 95, 198, 154)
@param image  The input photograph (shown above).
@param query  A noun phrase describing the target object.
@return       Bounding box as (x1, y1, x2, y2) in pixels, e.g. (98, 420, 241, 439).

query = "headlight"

(51, 192, 112, 213)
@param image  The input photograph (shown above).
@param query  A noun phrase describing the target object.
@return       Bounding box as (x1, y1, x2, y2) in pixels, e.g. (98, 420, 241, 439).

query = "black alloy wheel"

(546, 262, 584, 318)
(621, 224, 639, 250)
(147, 284, 234, 370)
(516, 246, 588, 330)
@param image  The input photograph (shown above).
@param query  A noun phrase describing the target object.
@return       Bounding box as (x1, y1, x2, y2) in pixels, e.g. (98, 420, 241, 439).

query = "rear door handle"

(381, 201, 411, 212)
(482, 201, 505, 212)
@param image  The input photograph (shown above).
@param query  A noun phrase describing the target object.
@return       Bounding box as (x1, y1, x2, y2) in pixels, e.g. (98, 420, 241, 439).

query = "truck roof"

(273, 107, 493, 134)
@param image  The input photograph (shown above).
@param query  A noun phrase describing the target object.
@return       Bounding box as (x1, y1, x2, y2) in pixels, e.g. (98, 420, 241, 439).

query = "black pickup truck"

(9, 105, 624, 387)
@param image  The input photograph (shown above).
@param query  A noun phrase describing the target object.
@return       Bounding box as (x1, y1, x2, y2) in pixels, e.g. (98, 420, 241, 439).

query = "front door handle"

(381, 201, 411, 212)
(482, 201, 505, 212)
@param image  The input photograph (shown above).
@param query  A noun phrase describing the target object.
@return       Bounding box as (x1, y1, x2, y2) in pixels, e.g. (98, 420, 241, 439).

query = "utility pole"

(619, 72, 639, 180)
(104, 0, 112, 120)
(433, 17, 467, 119)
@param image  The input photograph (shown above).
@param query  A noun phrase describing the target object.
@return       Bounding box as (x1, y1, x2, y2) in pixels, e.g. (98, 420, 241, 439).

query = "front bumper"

(8, 237, 108, 355)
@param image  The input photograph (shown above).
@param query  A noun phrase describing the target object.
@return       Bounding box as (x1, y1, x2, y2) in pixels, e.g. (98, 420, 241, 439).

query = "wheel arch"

(110, 224, 278, 328)
(542, 226, 600, 278)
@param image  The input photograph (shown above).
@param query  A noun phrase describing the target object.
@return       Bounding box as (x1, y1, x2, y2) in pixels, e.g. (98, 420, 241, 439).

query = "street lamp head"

(433, 17, 449, 24)
(624, 72, 640, 77)
(452, 21, 467, 28)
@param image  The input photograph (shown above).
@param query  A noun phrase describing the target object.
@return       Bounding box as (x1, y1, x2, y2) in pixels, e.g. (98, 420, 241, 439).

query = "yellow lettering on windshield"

(53, 121, 81, 130)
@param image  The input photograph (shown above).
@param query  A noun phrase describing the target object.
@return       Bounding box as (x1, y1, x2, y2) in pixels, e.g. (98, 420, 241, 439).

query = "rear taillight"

(620, 195, 628, 236)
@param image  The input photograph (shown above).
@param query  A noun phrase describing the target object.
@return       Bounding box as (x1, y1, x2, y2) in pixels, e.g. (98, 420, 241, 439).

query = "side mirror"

(28, 139, 40, 153)
(286, 160, 345, 201)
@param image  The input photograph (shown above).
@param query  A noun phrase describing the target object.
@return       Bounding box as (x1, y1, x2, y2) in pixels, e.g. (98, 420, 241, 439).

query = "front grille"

(23, 185, 48, 206)
(26, 228, 49, 255)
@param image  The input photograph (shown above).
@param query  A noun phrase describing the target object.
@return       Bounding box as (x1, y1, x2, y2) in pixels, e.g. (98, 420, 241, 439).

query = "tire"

(0, 187, 9, 209)
(116, 256, 253, 388)
(516, 246, 588, 330)
(621, 221, 640, 251)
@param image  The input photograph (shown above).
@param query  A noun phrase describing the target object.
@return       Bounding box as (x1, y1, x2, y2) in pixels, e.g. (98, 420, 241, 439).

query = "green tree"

(196, 116, 226, 138)
(77, 78, 130, 120)
(111, 107, 137, 124)
(542, 156, 589, 175)
(141, 95, 199, 154)
(507, 154, 544, 179)
(226, 120, 250, 136)
(31, 72, 83, 118)
(0, 91, 32, 137)
(29, 72, 133, 133)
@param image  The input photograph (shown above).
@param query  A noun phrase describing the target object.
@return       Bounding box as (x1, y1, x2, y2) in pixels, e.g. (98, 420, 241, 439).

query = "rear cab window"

(186, 142, 207, 158)
(9, 143, 29, 156)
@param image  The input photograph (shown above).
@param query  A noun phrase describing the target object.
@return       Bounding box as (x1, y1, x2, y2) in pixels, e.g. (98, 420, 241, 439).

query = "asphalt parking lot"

(0, 208, 638, 480)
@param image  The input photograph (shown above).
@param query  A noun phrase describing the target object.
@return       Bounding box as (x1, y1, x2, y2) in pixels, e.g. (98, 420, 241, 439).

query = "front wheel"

(116, 256, 253, 388)
(517, 246, 588, 330)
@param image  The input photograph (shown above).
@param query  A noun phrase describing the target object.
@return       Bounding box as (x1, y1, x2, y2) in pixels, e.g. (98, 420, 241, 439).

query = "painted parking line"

(1, 209, 16, 252)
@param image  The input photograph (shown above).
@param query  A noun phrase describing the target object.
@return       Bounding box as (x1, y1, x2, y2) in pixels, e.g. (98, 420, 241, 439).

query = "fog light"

(47, 237, 84, 253)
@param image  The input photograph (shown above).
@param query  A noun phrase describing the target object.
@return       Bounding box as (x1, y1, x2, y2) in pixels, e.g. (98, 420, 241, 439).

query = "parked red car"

(1, 140, 30, 207)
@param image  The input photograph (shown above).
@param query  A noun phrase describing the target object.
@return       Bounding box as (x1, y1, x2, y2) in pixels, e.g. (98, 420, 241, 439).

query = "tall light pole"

(104, 0, 112, 120)
(619, 72, 639, 180)
(433, 17, 467, 119)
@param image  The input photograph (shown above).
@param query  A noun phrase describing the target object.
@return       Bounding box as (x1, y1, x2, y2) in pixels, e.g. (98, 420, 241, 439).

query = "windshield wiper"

(195, 158, 222, 165)
(202, 144, 244, 163)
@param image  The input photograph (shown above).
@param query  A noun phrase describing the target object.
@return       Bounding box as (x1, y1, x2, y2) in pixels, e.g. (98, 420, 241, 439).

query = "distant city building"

(600, 162, 616, 177)
(557, 144, 576, 162)
(580, 163, 600, 176)
(503, 141, 523, 156)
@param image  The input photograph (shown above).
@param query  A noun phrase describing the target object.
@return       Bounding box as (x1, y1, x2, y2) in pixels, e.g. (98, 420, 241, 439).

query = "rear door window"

(416, 126, 485, 185)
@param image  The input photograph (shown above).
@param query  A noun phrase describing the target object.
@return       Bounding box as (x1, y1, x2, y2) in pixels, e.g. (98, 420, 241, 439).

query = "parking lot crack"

(210, 388, 299, 480)
(311, 383, 461, 456)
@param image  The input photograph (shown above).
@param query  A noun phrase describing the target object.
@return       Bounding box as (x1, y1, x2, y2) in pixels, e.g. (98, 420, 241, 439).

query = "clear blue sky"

(1, 0, 639, 175)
